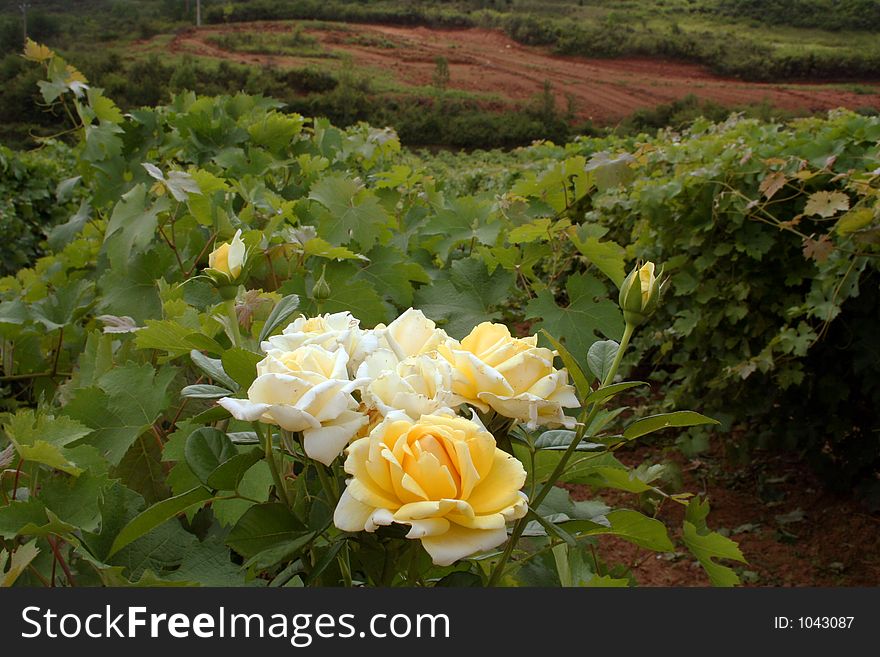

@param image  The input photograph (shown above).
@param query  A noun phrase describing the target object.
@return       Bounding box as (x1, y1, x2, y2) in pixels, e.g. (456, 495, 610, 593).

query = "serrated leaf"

(683, 497, 746, 587)
(309, 175, 391, 250)
(758, 170, 787, 200)
(526, 273, 623, 374)
(413, 259, 513, 339)
(64, 363, 176, 465)
(1, 540, 40, 587)
(23, 39, 53, 62)
(570, 225, 626, 287)
(804, 191, 849, 218)
(622, 411, 719, 441)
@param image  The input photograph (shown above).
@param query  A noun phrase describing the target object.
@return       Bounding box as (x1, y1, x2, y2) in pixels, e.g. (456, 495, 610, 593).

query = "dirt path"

(160, 21, 880, 123)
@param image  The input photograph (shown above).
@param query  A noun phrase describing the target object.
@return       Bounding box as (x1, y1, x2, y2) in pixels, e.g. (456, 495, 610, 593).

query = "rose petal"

(419, 524, 508, 566)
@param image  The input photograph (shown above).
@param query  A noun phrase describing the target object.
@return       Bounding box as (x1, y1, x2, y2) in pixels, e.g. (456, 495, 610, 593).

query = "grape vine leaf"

(683, 496, 746, 587)
(526, 273, 624, 372)
(309, 175, 391, 250)
(64, 363, 177, 466)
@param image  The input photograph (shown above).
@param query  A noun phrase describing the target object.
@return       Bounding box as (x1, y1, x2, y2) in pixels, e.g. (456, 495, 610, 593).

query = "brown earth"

(575, 441, 880, 587)
(158, 21, 880, 123)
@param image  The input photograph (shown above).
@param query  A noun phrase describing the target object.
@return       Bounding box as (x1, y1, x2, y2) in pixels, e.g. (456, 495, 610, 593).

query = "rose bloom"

(333, 411, 528, 566)
(359, 351, 465, 420)
(439, 322, 579, 429)
(261, 311, 377, 375)
(218, 344, 367, 465)
(371, 308, 455, 362)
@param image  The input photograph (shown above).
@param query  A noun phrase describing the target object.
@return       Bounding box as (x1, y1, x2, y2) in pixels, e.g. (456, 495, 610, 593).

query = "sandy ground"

(161, 21, 880, 123)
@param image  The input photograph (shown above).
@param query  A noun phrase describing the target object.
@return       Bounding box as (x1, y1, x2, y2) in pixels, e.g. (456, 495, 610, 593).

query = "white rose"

(362, 352, 465, 420)
(218, 344, 368, 465)
(373, 308, 456, 362)
(261, 311, 377, 375)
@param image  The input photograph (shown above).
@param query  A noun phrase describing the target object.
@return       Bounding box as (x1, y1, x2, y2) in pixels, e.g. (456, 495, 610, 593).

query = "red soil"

(160, 21, 880, 123)
(575, 442, 880, 587)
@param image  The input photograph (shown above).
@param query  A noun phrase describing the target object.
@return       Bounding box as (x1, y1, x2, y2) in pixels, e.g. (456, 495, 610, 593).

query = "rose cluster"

(218, 309, 579, 565)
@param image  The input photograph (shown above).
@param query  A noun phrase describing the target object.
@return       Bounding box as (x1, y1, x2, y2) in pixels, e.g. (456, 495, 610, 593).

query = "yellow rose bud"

(207, 229, 246, 283)
(333, 411, 528, 566)
(618, 260, 663, 327)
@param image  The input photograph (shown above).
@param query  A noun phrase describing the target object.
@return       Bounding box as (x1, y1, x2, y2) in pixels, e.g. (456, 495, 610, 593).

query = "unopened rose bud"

(312, 265, 331, 301)
(619, 261, 664, 327)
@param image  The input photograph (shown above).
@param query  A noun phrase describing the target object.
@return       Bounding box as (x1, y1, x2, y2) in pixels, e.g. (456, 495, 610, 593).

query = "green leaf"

(836, 207, 874, 235)
(309, 175, 391, 250)
(166, 535, 260, 587)
(540, 329, 592, 396)
(359, 246, 430, 308)
(534, 430, 603, 452)
(221, 348, 264, 390)
(226, 503, 307, 558)
(190, 350, 238, 390)
(413, 259, 514, 339)
(419, 196, 499, 262)
(4, 409, 94, 476)
(184, 428, 236, 485)
(258, 294, 301, 342)
(206, 447, 263, 491)
(1, 540, 40, 587)
(113, 433, 168, 505)
(683, 497, 746, 587)
(526, 273, 623, 374)
(584, 381, 649, 406)
(97, 249, 168, 323)
(135, 320, 220, 359)
(181, 384, 233, 400)
(243, 531, 317, 571)
(623, 411, 720, 441)
(570, 225, 626, 287)
(64, 363, 177, 466)
(102, 185, 168, 271)
(602, 510, 674, 551)
(587, 340, 619, 382)
(108, 486, 212, 558)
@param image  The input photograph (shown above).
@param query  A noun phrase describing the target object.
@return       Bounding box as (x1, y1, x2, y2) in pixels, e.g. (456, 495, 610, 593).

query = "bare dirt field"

(162, 21, 880, 123)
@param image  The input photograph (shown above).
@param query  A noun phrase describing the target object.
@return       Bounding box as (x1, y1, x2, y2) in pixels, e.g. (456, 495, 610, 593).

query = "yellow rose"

(333, 411, 528, 566)
(207, 229, 246, 281)
(218, 344, 367, 465)
(439, 322, 579, 429)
